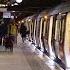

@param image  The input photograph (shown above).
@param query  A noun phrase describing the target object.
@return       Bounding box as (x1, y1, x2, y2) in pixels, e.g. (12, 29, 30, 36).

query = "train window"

(51, 15, 56, 47)
(38, 19, 41, 37)
(33, 20, 35, 36)
(42, 20, 44, 36)
(35, 20, 37, 36)
(60, 16, 66, 44)
(31, 21, 34, 40)
(45, 18, 50, 40)
(55, 20, 61, 41)
(31, 22, 33, 36)
(28, 22, 30, 32)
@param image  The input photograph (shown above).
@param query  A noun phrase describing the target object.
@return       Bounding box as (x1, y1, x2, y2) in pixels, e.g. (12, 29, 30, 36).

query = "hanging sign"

(3, 12, 11, 18)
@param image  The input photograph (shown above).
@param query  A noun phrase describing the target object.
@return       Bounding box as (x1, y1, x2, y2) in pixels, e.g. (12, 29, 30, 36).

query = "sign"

(3, 12, 11, 18)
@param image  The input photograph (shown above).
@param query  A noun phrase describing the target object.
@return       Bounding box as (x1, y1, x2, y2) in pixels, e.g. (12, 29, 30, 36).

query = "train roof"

(49, 1, 70, 15)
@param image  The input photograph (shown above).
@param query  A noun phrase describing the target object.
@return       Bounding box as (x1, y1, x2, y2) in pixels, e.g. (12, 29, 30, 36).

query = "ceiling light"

(0, 4, 5, 7)
(2, 4, 6, 7)
(59, 13, 61, 15)
(5, 4, 8, 6)
(16, 0, 22, 3)
(12, 11, 15, 12)
(44, 16, 47, 19)
(18, 21, 21, 23)
(14, 3, 18, 5)
(21, 20, 24, 23)
(11, 4, 14, 6)
(11, 16, 14, 19)
(16, 16, 17, 18)
(28, 19, 31, 21)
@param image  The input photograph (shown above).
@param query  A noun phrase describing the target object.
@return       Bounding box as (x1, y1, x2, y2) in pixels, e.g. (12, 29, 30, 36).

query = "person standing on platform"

(8, 20, 18, 43)
(20, 23, 27, 42)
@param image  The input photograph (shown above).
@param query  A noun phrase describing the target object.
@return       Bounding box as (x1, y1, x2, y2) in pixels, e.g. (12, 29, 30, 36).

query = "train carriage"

(25, 2, 70, 69)
(33, 2, 70, 69)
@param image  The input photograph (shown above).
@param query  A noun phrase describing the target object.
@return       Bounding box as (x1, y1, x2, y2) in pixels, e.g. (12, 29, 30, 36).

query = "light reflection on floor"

(17, 34, 64, 70)
(24, 40, 64, 70)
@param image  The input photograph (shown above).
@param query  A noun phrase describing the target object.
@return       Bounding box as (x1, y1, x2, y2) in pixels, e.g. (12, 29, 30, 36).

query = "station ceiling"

(7, 0, 62, 12)
(0, 0, 69, 19)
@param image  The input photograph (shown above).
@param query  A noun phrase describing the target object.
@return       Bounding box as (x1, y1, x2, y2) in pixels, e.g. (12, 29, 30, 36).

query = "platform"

(0, 34, 63, 70)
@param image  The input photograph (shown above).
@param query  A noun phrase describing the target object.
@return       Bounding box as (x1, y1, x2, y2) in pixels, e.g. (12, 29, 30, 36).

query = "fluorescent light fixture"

(2, 4, 6, 7)
(18, 21, 21, 23)
(21, 20, 24, 23)
(0, 4, 5, 7)
(16, 0, 22, 3)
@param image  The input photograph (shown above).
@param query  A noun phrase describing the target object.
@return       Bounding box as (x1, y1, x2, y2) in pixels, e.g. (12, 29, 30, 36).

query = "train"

(20, 2, 70, 70)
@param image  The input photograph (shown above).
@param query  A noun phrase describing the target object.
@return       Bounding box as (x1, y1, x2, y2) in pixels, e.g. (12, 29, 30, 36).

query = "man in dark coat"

(20, 23, 27, 42)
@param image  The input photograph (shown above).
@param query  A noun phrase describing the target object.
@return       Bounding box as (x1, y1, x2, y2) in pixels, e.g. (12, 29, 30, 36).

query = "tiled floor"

(0, 34, 63, 70)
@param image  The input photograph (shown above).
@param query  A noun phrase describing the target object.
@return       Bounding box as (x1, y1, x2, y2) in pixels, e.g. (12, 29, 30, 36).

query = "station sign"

(3, 12, 11, 18)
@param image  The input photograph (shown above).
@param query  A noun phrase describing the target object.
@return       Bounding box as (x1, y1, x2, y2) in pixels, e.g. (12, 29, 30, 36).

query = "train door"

(51, 14, 66, 64)
(51, 15, 59, 58)
(64, 12, 70, 68)
(44, 18, 50, 53)
(41, 19, 46, 52)
(41, 18, 45, 52)
(39, 17, 46, 51)
(41, 17, 50, 53)
(35, 17, 44, 50)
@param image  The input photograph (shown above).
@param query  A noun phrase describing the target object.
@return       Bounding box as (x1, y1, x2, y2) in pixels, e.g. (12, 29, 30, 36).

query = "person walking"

(20, 23, 27, 42)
